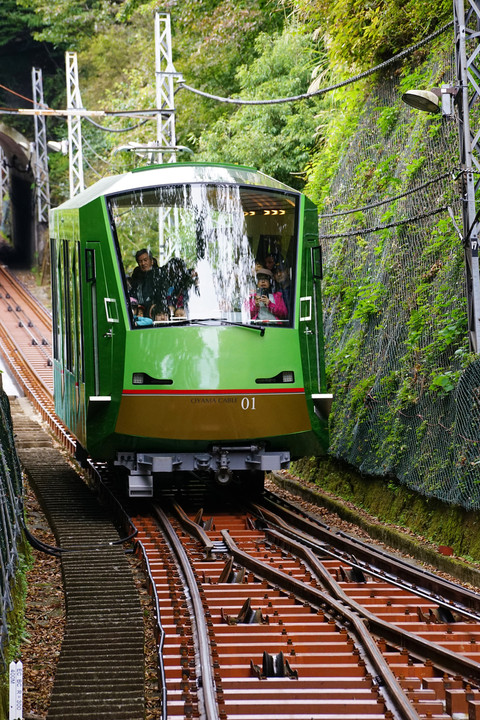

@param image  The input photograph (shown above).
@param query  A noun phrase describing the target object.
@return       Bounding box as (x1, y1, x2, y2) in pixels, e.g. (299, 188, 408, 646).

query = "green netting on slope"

(319, 54, 480, 508)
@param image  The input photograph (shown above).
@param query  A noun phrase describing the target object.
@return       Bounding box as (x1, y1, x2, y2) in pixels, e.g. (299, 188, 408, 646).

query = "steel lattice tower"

(455, 0, 480, 352)
(32, 67, 50, 223)
(155, 12, 177, 164)
(65, 51, 85, 198)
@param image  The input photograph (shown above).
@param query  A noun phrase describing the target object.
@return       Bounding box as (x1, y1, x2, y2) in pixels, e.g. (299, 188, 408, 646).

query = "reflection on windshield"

(108, 183, 297, 328)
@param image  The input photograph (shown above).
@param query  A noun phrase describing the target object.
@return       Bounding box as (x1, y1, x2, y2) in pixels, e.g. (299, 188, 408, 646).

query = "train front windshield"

(108, 183, 298, 328)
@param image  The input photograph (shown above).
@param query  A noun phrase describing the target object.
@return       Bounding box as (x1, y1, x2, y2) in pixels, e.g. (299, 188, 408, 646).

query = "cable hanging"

(319, 205, 449, 239)
(84, 115, 152, 133)
(178, 21, 453, 106)
(320, 172, 453, 218)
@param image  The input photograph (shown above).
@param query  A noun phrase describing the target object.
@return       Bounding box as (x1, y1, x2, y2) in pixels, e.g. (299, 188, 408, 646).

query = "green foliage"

(305, 81, 366, 204)
(287, 0, 452, 69)
(430, 370, 459, 394)
(376, 105, 400, 137)
(196, 29, 323, 187)
(353, 281, 386, 321)
(350, 375, 376, 411)
(16, 0, 120, 47)
(0, 0, 34, 48)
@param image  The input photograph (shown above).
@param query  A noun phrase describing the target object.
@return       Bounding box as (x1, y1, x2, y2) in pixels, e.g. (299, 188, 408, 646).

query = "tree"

(196, 29, 323, 188)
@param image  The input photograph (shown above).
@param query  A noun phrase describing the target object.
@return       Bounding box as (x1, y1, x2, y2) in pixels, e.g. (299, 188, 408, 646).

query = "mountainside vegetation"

(4, 0, 480, 507)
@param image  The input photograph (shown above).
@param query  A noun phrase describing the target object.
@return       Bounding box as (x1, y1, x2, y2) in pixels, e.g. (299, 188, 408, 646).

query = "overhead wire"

(84, 115, 152, 133)
(0, 22, 453, 117)
(178, 22, 454, 106)
(319, 172, 453, 219)
(0, 81, 44, 106)
(0, 17, 455, 230)
(318, 206, 450, 239)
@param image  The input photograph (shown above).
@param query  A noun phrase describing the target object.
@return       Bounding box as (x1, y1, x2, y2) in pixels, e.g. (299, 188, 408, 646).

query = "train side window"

(85, 248, 96, 282)
(63, 240, 73, 372)
(312, 245, 323, 280)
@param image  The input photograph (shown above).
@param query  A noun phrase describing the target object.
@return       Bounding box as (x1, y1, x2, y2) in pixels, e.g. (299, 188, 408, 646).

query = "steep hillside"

(305, 30, 480, 509)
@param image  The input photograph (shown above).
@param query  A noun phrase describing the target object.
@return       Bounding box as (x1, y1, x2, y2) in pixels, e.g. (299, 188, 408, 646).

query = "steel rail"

(0, 318, 75, 453)
(264, 526, 480, 685)
(0, 265, 52, 326)
(135, 539, 168, 720)
(152, 504, 220, 720)
(260, 490, 480, 613)
(0, 267, 52, 370)
(254, 498, 480, 623)
(221, 527, 422, 720)
(171, 501, 216, 555)
(0, 299, 52, 369)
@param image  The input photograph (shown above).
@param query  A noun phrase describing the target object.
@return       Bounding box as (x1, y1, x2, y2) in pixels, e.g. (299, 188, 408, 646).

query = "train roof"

(52, 162, 301, 211)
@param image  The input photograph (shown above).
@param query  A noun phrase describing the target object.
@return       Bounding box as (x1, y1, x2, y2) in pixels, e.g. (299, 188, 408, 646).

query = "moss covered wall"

(307, 35, 480, 508)
(284, 457, 480, 587)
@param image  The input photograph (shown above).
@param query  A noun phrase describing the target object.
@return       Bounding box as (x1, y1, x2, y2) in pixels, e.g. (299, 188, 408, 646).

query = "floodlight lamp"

(401, 88, 441, 114)
(48, 140, 68, 155)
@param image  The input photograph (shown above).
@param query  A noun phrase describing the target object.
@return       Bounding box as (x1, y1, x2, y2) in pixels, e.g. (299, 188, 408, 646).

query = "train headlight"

(255, 370, 295, 384)
(131, 372, 173, 386)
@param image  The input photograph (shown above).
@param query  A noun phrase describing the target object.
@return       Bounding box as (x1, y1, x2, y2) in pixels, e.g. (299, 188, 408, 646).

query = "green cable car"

(50, 163, 331, 496)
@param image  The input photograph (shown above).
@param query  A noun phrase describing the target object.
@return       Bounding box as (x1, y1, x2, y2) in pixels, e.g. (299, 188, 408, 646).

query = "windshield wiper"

(185, 318, 266, 336)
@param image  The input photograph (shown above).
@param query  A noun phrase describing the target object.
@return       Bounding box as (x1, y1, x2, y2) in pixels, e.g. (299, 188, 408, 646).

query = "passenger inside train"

(108, 183, 298, 329)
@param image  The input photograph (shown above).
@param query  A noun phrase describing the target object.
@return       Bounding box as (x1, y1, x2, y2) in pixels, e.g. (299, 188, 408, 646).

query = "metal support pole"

(155, 12, 177, 164)
(0, 147, 8, 236)
(154, 12, 178, 261)
(454, 0, 480, 352)
(31, 68, 50, 223)
(65, 51, 85, 197)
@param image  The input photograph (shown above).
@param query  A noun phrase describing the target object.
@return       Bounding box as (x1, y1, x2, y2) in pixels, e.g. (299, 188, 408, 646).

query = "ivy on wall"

(306, 34, 480, 508)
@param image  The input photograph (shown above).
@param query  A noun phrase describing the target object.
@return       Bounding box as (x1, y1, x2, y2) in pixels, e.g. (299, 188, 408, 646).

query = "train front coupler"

(115, 445, 290, 497)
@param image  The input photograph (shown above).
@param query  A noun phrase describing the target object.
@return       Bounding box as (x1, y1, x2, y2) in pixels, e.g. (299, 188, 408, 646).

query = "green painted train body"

(49, 163, 331, 495)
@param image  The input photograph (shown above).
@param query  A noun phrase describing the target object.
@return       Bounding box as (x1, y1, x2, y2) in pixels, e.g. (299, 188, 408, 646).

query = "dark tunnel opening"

(0, 129, 36, 270)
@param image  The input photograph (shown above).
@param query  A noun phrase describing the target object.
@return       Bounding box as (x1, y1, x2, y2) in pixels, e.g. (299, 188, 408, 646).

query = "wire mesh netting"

(318, 52, 480, 509)
(0, 392, 24, 668)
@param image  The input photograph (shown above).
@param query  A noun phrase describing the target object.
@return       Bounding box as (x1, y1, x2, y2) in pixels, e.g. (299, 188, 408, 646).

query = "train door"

(84, 243, 119, 400)
(299, 198, 332, 426)
(51, 238, 85, 436)
(69, 240, 85, 438)
(299, 198, 326, 393)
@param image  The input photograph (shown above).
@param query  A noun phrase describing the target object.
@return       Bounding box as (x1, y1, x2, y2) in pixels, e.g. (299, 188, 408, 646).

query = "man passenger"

(130, 248, 166, 316)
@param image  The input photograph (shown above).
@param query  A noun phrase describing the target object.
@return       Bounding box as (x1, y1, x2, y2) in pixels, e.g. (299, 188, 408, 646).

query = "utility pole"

(154, 11, 179, 262)
(31, 68, 50, 224)
(454, 0, 480, 353)
(65, 51, 85, 198)
(32, 67, 51, 264)
(155, 12, 177, 164)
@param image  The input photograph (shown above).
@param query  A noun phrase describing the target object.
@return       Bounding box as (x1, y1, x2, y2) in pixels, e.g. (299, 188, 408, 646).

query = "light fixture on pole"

(401, 85, 457, 118)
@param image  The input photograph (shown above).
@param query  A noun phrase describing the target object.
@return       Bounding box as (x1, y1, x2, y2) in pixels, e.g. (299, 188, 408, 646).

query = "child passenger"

(248, 268, 288, 321)
(130, 297, 153, 326)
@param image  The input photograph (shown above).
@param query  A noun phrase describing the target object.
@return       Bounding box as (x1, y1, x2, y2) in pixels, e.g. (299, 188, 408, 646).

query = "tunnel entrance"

(0, 125, 35, 269)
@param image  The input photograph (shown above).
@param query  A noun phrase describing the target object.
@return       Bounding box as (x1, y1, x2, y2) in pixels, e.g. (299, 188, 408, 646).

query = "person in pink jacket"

(249, 268, 288, 321)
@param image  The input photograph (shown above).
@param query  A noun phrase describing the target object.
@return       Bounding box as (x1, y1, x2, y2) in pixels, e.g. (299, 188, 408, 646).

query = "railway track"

(3, 265, 480, 719)
(131, 498, 480, 720)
